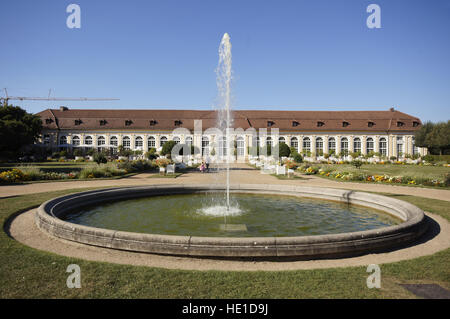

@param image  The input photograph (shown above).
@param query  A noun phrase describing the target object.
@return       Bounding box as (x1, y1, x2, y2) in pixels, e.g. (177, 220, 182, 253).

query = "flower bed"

(296, 165, 449, 188)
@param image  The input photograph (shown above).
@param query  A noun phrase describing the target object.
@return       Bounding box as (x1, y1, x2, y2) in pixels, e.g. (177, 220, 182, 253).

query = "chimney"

(389, 107, 395, 112)
(60, 106, 69, 111)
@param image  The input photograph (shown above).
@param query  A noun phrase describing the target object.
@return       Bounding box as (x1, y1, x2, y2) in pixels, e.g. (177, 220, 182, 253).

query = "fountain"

(34, 34, 428, 259)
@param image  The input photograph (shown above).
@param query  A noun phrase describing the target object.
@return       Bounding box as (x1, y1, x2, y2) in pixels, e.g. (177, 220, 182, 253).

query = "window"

(148, 136, 155, 149)
(328, 137, 336, 153)
(396, 136, 403, 156)
(123, 136, 131, 149)
(341, 137, 348, 155)
(85, 136, 93, 145)
(149, 120, 157, 126)
(292, 121, 299, 127)
(185, 137, 193, 147)
(413, 121, 420, 127)
(366, 137, 374, 153)
(125, 120, 133, 126)
(135, 136, 143, 148)
(266, 137, 272, 148)
(342, 121, 350, 127)
(291, 137, 298, 149)
(45, 118, 53, 124)
(74, 119, 82, 125)
(72, 136, 80, 146)
(97, 136, 105, 146)
(202, 136, 209, 156)
(303, 137, 311, 152)
(110, 136, 118, 147)
(279, 137, 286, 144)
(353, 138, 361, 153)
(379, 138, 387, 156)
(397, 121, 405, 127)
(173, 136, 180, 144)
(368, 121, 375, 127)
(316, 137, 323, 154)
(99, 120, 107, 126)
(237, 137, 244, 156)
(59, 136, 67, 145)
(160, 136, 168, 147)
(174, 120, 182, 127)
(219, 136, 227, 156)
(317, 121, 325, 127)
(267, 121, 275, 127)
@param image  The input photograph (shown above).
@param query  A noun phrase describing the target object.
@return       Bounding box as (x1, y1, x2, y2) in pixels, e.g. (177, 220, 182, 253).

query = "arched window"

(59, 136, 67, 145)
(72, 136, 80, 146)
(148, 136, 155, 148)
(396, 136, 404, 157)
(266, 137, 272, 148)
(219, 136, 227, 156)
(110, 136, 118, 147)
(328, 137, 336, 153)
(237, 137, 244, 156)
(123, 136, 131, 149)
(97, 136, 105, 146)
(160, 136, 168, 147)
(291, 137, 298, 149)
(303, 137, 311, 152)
(85, 136, 93, 145)
(315, 137, 323, 154)
(353, 137, 361, 153)
(173, 136, 180, 144)
(341, 137, 348, 155)
(366, 137, 374, 154)
(135, 136, 143, 148)
(185, 136, 193, 147)
(279, 137, 285, 144)
(202, 136, 209, 156)
(379, 138, 387, 156)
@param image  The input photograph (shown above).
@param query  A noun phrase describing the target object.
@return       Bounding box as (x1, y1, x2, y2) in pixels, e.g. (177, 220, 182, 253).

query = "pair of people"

(199, 160, 210, 173)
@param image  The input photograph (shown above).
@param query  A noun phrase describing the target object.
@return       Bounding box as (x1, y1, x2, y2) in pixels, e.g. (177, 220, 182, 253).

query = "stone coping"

(35, 184, 428, 258)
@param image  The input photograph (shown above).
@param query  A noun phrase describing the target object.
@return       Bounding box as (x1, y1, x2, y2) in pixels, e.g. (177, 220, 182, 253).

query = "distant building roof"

(37, 108, 422, 133)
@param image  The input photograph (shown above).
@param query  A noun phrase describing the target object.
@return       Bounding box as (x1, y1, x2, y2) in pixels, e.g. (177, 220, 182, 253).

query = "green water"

(64, 193, 402, 237)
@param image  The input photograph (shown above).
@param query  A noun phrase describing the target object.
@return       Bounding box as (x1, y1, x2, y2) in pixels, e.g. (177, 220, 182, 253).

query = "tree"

(93, 152, 107, 164)
(414, 121, 434, 148)
(161, 140, 177, 158)
(425, 121, 450, 155)
(415, 121, 450, 155)
(278, 142, 291, 157)
(0, 105, 42, 159)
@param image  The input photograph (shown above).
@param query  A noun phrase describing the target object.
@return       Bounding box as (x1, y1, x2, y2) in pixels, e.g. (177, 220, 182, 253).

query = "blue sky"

(1, 0, 449, 122)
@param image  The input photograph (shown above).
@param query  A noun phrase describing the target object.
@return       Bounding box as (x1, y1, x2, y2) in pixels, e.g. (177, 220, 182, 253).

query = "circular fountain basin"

(35, 184, 428, 258)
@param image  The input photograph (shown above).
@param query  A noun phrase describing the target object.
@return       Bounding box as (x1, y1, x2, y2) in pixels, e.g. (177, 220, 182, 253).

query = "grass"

(270, 174, 306, 180)
(0, 162, 91, 174)
(0, 188, 449, 298)
(148, 173, 183, 179)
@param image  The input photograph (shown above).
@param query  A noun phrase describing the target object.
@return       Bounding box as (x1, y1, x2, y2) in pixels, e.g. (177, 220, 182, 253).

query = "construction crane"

(1, 88, 119, 107)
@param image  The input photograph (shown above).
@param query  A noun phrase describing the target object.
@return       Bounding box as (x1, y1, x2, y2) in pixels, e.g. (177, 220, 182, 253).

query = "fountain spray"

(216, 33, 232, 213)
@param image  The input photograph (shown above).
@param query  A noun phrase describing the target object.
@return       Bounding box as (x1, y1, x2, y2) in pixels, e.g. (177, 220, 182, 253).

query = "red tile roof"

(37, 108, 422, 133)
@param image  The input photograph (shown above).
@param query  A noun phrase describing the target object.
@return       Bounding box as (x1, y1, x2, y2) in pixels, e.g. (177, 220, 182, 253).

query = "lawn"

(0, 188, 448, 298)
(0, 161, 91, 174)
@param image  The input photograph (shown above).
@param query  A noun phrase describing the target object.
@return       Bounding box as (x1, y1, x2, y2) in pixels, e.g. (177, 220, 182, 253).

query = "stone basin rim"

(35, 184, 428, 258)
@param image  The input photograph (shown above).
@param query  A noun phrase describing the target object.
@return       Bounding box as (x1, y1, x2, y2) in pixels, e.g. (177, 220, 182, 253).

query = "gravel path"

(4, 164, 450, 271)
(1, 164, 450, 201)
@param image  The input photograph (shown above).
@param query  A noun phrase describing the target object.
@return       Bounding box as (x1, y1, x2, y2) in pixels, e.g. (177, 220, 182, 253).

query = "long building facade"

(36, 107, 427, 159)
